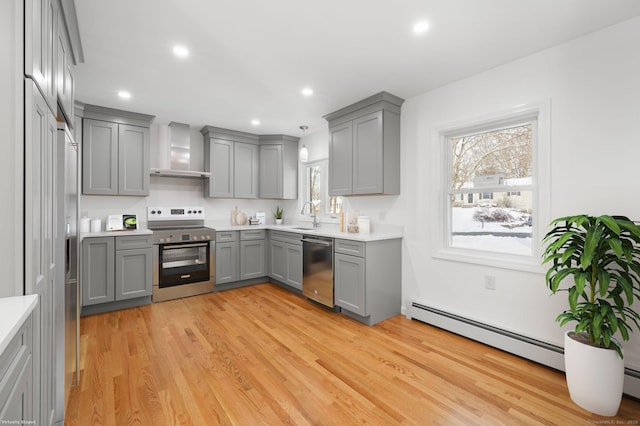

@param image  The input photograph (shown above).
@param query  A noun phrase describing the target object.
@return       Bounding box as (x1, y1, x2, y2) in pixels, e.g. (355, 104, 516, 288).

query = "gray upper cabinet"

(118, 124, 150, 196)
(258, 135, 299, 199)
(82, 105, 154, 196)
(202, 126, 259, 199)
(55, 5, 75, 124)
(324, 92, 404, 196)
(25, 0, 57, 112)
(204, 138, 234, 197)
(328, 121, 353, 196)
(234, 142, 259, 199)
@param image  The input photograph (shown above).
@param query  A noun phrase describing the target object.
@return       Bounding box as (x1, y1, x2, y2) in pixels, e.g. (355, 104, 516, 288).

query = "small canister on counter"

(358, 216, 370, 234)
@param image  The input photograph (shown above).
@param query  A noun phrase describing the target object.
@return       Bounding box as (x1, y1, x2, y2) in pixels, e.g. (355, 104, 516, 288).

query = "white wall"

(401, 17, 640, 370)
(1, 0, 24, 297)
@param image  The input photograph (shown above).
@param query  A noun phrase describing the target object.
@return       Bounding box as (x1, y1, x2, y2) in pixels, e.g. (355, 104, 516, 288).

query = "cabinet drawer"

(241, 229, 265, 241)
(334, 239, 366, 257)
(0, 317, 30, 400)
(115, 235, 152, 250)
(269, 230, 302, 245)
(216, 231, 238, 242)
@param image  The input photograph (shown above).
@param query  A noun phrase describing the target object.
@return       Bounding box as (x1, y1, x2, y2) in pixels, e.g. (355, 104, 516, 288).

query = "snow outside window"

(446, 117, 536, 257)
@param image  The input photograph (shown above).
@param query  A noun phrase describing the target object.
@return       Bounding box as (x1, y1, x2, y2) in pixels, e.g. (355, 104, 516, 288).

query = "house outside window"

(446, 117, 536, 257)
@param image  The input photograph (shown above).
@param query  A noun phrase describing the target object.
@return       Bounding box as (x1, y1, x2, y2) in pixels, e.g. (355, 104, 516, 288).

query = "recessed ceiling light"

(118, 90, 131, 99)
(413, 21, 430, 34)
(301, 87, 314, 97)
(173, 45, 190, 58)
(251, 119, 260, 126)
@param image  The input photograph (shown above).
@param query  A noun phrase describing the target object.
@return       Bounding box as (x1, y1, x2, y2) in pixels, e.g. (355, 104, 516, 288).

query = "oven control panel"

(147, 206, 205, 221)
(151, 228, 215, 245)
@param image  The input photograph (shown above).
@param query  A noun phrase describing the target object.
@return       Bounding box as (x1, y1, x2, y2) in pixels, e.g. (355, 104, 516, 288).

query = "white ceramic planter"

(275, 219, 283, 225)
(564, 331, 624, 416)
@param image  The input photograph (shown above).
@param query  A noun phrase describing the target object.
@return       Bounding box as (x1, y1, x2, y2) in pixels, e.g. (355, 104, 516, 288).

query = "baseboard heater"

(408, 302, 640, 399)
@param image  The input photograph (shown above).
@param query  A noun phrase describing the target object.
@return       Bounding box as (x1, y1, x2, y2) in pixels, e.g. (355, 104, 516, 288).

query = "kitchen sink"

(291, 227, 315, 231)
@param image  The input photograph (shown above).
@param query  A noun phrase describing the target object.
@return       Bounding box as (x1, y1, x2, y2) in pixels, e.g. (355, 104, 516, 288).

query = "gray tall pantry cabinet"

(324, 91, 404, 196)
(82, 105, 154, 196)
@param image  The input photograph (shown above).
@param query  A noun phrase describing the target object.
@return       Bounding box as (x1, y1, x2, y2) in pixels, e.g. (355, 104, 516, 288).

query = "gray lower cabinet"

(334, 238, 402, 325)
(216, 230, 268, 284)
(215, 231, 240, 284)
(268, 231, 303, 290)
(324, 92, 404, 196)
(82, 235, 152, 307)
(0, 312, 34, 422)
(240, 230, 266, 280)
(82, 105, 154, 196)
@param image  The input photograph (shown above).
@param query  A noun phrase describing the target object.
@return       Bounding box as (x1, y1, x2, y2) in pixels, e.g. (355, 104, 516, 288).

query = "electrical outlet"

(484, 275, 496, 290)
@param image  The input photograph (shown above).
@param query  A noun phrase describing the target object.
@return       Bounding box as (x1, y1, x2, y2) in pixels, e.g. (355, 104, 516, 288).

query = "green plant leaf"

(608, 238, 623, 259)
(599, 215, 621, 235)
(580, 226, 603, 269)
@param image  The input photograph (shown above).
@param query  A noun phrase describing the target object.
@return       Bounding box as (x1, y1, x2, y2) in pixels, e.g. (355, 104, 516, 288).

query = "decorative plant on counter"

(543, 214, 640, 415)
(543, 214, 640, 357)
(274, 206, 283, 220)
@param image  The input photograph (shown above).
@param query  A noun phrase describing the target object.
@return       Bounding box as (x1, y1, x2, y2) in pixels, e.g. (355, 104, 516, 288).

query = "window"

(446, 116, 536, 257)
(304, 160, 342, 216)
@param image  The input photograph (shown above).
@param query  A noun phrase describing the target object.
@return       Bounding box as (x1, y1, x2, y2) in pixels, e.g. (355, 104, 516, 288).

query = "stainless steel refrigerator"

(55, 122, 79, 422)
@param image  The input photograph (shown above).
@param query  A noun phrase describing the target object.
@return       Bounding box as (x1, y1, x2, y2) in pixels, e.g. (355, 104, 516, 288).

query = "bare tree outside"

(451, 124, 532, 191)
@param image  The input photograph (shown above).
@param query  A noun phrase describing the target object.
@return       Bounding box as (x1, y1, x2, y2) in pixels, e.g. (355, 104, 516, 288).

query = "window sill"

(432, 247, 545, 274)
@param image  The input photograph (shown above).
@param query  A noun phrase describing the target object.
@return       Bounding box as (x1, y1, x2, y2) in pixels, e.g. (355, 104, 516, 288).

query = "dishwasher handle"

(301, 237, 333, 246)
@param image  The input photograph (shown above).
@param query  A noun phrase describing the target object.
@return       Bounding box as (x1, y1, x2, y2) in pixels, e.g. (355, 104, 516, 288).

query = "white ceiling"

(74, 0, 640, 137)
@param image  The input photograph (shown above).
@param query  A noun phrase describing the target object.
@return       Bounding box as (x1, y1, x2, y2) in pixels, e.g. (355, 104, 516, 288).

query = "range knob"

(157, 210, 162, 215)
(151, 210, 156, 215)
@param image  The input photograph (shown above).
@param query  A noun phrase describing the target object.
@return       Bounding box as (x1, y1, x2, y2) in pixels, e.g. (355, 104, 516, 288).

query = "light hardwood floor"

(65, 283, 640, 425)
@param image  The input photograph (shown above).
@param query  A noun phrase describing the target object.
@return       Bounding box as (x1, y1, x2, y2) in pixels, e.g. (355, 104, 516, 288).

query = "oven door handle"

(162, 242, 208, 250)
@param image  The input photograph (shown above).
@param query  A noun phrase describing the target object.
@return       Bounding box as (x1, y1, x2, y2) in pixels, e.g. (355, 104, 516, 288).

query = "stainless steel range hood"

(150, 122, 211, 178)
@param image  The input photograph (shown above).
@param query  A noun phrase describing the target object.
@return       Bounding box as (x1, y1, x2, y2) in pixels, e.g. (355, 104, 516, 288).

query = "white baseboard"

(408, 302, 640, 399)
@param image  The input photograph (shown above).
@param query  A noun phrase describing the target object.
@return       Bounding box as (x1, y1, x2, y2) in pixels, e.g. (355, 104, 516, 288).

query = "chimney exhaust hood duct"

(150, 121, 212, 178)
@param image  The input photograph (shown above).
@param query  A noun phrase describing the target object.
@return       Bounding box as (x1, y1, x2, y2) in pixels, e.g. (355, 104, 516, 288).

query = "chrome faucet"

(301, 201, 320, 228)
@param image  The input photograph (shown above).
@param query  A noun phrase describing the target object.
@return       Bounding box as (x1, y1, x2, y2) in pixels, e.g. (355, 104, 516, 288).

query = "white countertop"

(81, 229, 153, 240)
(206, 223, 403, 242)
(0, 294, 38, 355)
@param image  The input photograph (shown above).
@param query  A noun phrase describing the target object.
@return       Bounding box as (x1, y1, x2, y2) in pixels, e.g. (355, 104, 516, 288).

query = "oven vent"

(150, 122, 211, 178)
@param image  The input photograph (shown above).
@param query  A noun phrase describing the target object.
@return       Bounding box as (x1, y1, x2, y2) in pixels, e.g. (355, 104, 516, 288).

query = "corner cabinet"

(334, 238, 402, 325)
(82, 105, 154, 196)
(201, 126, 259, 199)
(215, 230, 266, 284)
(258, 135, 299, 199)
(81, 235, 153, 314)
(324, 92, 404, 196)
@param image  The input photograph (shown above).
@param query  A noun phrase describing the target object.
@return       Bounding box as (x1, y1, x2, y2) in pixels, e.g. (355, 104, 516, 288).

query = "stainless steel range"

(147, 206, 215, 302)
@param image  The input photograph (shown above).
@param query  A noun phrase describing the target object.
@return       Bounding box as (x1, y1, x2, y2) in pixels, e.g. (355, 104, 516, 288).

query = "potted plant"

(274, 206, 283, 225)
(543, 214, 640, 416)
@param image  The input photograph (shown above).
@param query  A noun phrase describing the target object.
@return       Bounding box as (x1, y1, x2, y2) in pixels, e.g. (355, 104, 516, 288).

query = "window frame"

(432, 101, 551, 273)
(302, 159, 342, 218)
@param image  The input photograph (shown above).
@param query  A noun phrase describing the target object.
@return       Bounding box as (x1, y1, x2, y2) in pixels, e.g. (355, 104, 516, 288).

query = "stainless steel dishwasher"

(302, 235, 334, 308)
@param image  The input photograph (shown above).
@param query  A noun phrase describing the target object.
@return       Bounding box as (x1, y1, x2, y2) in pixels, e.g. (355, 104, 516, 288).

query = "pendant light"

(299, 125, 309, 163)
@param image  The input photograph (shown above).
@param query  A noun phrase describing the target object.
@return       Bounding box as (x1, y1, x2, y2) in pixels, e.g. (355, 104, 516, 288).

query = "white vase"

(275, 219, 283, 225)
(564, 331, 624, 416)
